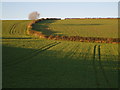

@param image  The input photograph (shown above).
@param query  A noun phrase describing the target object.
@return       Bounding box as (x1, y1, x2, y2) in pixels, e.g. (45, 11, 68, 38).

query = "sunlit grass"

(2, 20, 119, 88)
(33, 19, 118, 38)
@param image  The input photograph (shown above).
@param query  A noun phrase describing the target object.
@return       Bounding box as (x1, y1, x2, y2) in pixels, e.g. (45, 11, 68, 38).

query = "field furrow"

(2, 19, 118, 88)
(92, 45, 100, 87)
(5, 41, 61, 67)
(97, 45, 112, 87)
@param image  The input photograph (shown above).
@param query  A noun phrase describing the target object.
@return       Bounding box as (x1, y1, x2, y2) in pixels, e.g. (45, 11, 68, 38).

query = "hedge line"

(27, 19, 120, 44)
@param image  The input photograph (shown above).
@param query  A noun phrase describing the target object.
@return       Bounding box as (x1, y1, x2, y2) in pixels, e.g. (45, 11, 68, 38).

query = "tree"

(28, 11, 40, 20)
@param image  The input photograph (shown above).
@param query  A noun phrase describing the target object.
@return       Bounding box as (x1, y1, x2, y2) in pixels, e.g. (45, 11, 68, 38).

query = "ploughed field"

(2, 19, 119, 88)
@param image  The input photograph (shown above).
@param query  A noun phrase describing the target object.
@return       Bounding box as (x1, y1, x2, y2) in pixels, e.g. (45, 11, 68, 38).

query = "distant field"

(32, 19, 118, 38)
(2, 20, 32, 38)
(2, 20, 119, 88)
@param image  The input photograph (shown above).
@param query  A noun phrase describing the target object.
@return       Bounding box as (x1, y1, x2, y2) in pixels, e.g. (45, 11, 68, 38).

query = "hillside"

(32, 19, 118, 38)
(2, 19, 119, 88)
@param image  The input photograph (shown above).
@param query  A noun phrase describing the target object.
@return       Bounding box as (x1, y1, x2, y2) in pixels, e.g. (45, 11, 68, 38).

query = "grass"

(2, 20, 32, 38)
(2, 20, 119, 88)
(33, 19, 118, 38)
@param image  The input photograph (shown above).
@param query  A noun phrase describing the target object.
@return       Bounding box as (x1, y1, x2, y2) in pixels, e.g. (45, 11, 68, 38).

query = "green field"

(32, 19, 118, 38)
(2, 20, 32, 38)
(2, 19, 119, 88)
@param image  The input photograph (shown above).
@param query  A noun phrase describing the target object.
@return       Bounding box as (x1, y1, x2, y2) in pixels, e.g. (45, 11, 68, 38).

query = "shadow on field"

(2, 45, 118, 88)
(61, 24, 103, 26)
(32, 20, 63, 36)
(2, 37, 32, 39)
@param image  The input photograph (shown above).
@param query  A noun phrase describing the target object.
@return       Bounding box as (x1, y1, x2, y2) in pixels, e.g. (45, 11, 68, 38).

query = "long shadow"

(97, 45, 112, 88)
(92, 45, 100, 88)
(2, 45, 118, 88)
(60, 24, 104, 26)
(5, 42, 61, 67)
(32, 20, 63, 36)
(2, 37, 32, 39)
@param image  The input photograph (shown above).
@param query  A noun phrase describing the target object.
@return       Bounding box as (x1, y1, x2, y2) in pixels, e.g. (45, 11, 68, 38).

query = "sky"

(1, 0, 120, 2)
(1, 2, 118, 20)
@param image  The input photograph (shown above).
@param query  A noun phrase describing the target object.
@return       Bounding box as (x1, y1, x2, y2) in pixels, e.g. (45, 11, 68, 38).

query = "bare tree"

(28, 11, 40, 20)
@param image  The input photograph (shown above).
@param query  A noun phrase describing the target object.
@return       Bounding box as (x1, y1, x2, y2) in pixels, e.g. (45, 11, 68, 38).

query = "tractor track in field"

(83, 46, 91, 61)
(9, 21, 28, 35)
(68, 44, 79, 59)
(81, 46, 92, 67)
(9, 24, 16, 34)
(5, 42, 61, 67)
(9, 22, 20, 35)
(93, 45, 111, 88)
(57, 43, 70, 58)
(64, 44, 78, 59)
(93, 45, 100, 88)
(97, 45, 112, 88)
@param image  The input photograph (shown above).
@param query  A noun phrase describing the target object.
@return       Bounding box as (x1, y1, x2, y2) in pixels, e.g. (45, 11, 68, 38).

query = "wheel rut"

(5, 42, 61, 67)
(92, 45, 111, 88)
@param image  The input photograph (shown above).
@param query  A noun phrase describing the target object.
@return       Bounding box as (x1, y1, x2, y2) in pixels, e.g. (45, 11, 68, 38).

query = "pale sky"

(1, 2, 119, 20)
(1, 0, 120, 2)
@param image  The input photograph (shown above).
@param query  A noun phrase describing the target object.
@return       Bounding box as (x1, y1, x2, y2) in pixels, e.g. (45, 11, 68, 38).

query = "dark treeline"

(45, 18, 61, 20)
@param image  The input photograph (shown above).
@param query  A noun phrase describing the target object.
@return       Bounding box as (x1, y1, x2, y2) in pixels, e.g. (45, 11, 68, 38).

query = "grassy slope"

(2, 20, 119, 88)
(33, 19, 118, 38)
(2, 20, 32, 38)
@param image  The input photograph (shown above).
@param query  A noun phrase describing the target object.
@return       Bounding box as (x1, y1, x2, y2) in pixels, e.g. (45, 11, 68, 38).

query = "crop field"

(2, 20, 32, 38)
(2, 19, 119, 88)
(32, 19, 118, 38)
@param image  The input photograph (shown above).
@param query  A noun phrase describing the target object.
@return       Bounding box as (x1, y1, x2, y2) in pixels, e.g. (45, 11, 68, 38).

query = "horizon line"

(1, 17, 119, 20)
